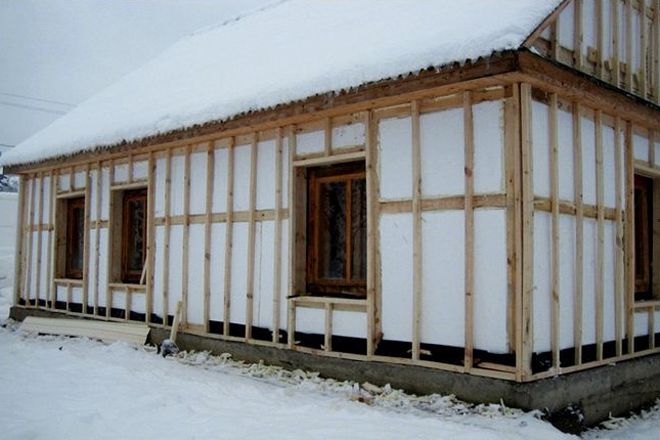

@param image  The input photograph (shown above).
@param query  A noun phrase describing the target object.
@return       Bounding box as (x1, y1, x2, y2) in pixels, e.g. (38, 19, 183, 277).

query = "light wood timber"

(550, 93, 560, 368)
(146, 152, 156, 323)
(181, 145, 191, 326)
(162, 149, 172, 323)
(13, 177, 27, 307)
(573, 102, 584, 364)
(463, 92, 475, 371)
(272, 128, 283, 344)
(411, 100, 422, 361)
(245, 135, 258, 340)
(614, 117, 625, 356)
(520, 83, 534, 379)
(203, 142, 214, 333)
(35, 172, 44, 308)
(595, 110, 605, 361)
(223, 138, 235, 336)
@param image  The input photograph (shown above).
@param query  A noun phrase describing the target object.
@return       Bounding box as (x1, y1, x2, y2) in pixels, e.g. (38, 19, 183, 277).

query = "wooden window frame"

(64, 196, 85, 280)
(120, 188, 147, 284)
(306, 161, 366, 298)
(110, 186, 148, 285)
(634, 172, 660, 301)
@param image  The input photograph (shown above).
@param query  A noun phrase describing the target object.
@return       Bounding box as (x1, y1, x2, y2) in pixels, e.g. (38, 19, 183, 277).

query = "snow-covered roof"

(1, 0, 561, 168)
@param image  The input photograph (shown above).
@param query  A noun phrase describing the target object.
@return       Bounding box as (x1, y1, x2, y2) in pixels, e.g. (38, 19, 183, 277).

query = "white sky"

(0, 0, 271, 150)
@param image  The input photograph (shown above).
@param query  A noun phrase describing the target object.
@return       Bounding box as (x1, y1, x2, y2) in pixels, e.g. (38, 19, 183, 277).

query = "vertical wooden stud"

(93, 162, 102, 315)
(411, 100, 422, 362)
(612, 0, 621, 87)
(105, 159, 115, 319)
(614, 117, 624, 357)
(506, 85, 522, 371)
(181, 145, 191, 327)
(624, 121, 635, 354)
(574, 0, 584, 69)
(12, 176, 27, 307)
(463, 92, 475, 371)
(47, 170, 56, 308)
(520, 83, 534, 379)
(573, 103, 584, 364)
(203, 142, 214, 333)
(640, 0, 648, 97)
(595, 110, 605, 361)
(35, 172, 44, 308)
(324, 302, 333, 352)
(162, 149, 172, 324)
(127, 151, 134, 185)
(596, 0, 604, 79)
(245, 134, 258, 341)
(223, 138, 235, 336)
(627, 0, 634, 91)
(82, 164, 91, 314)
(125, 286, 131, 321)
(146, 152, 156, 324)
(649, 306, 656, 349)
(366, 110, 380, 357)
(324, 117, 332, 157)
(287, 126, 296, 348)
(272, 128, 283, 344)
(24, 176, 36, 306)
(550, 94, 561, 369)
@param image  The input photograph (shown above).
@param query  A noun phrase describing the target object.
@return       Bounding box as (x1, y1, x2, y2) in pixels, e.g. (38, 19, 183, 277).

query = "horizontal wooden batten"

(26, 224, 54, 232)
(153, 209, 289, 226)
(53, 278, 84, 286)
(55, 190, 85, 199)
(293, 150, 365, 167)
(108, 282, 147, 292)
(110, 180, 148, 191)
(533, 198, 619, 221)
(380, 194, 507, 214)
(289, 295, 367, 313)
(632, 300, 660, 310)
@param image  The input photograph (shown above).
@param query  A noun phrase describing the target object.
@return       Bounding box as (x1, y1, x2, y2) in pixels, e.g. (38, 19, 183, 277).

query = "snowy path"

(0, 299, 657, 439)
(0, 325, 572, 440)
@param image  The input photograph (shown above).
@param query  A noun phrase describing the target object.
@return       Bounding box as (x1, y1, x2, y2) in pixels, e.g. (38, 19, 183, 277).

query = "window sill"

(53, 278, 84, 285)
(108, 282, 146, 291)
(632, 300, 660, 309)
(289, 295, 367, 312)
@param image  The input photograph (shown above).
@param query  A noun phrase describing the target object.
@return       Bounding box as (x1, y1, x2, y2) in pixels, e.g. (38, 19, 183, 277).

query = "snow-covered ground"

(0, 267, 658, 439)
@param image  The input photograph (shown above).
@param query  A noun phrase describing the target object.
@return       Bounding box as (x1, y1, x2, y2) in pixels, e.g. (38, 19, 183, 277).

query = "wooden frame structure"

(7, 2, 660, 384)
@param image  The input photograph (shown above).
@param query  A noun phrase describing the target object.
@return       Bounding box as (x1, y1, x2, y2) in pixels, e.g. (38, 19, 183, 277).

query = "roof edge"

(5, 50, 521, 174)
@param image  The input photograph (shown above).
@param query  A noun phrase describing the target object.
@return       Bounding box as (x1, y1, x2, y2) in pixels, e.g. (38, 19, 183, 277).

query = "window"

(64, 197, 85, 279)
(634, 174, 655, 300)
(111, 188, 147, 284)
(306, 162, 366, 297)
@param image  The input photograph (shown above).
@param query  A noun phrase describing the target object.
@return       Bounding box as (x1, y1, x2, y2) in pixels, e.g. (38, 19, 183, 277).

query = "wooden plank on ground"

(21, 316, 150, 345)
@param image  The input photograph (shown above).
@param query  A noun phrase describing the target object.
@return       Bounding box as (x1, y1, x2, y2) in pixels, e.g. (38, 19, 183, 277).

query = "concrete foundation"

(9, 306, 660, 427)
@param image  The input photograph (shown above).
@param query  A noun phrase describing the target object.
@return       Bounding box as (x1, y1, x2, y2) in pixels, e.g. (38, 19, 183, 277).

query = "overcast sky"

(0, 0, 271, 152)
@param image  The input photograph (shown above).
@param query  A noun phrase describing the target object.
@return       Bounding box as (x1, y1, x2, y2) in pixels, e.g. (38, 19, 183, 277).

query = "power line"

(0, 143, 15, 148)
(0, 91, 74, 107)
(0, 100, 67, 115)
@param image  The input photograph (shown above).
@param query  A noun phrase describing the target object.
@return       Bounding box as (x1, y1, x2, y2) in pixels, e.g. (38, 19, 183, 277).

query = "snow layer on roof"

(2, 0, 561, 167)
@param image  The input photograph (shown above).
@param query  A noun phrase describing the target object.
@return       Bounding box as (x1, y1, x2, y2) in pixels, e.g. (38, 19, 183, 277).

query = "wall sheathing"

(531, 0, 660, 105)
(12, 75, 660, 382)
(523, 83, 660, 380)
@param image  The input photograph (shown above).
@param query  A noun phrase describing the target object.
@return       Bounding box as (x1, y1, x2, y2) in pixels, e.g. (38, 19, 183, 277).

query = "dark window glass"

(65, 197, 85, 279)
(635, 175, 653, 300)
(307, 162, 366, 297)
(319, 181, 346, 279)
(122, 189, 147, 283)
